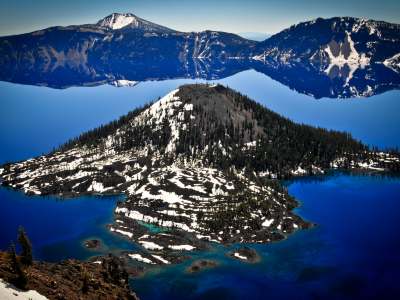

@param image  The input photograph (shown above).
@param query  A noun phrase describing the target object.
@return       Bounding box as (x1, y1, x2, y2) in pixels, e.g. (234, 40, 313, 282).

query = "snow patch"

(151, 254, 170, 264)
(128, 254, 155, 264)
(234, 253, 247, 260)
(169, 245, 196, 251)
(262, 219, 274, 227)
(114, 229, 133, 238)
(139, 241, 163, 250)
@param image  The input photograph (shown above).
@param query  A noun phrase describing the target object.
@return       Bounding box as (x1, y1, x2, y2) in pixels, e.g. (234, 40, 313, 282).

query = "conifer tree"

(98, 288, 103, 300)
(5, 241, 29, 287)
(82, 267, 90, 292)
(5, 241, 20, 271)
(17, 226, 34, 265)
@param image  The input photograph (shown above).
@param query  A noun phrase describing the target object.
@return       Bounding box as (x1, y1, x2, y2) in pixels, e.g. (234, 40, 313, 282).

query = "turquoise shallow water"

(138, 222, 169, 232)
(1, 171, 400, 300)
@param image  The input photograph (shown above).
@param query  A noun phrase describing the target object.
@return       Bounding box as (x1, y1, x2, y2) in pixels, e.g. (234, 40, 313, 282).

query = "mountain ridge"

(254, 16, 400, 64)
(0, 15, 399, 66)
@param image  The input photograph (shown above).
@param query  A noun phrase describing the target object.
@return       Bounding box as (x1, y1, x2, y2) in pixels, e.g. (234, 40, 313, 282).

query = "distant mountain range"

(0, 14, 399, 67)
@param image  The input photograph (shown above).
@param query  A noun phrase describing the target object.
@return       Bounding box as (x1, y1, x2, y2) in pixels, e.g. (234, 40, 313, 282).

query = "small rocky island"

(185, 259, 221, 273)
(228, 246, 260, 262)
(83, 238, 102, 249)
(1, 84, 398, 253)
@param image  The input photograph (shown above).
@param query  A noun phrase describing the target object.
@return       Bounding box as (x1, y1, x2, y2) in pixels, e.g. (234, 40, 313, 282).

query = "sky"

(0, 0, 399, 36)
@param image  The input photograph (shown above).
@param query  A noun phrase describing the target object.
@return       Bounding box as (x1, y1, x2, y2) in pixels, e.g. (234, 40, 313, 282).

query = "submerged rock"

(185, 259, 221, 273)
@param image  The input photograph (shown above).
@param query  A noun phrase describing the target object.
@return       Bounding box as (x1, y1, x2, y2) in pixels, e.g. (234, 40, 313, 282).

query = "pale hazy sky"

(1, 0, 399, 36)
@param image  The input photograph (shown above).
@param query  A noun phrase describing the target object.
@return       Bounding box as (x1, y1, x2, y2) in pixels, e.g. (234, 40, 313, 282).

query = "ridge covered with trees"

(45, 84, 400, 176)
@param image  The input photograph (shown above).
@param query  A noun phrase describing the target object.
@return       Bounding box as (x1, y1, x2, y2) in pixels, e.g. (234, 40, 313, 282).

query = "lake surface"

(1, 59, 400, 299)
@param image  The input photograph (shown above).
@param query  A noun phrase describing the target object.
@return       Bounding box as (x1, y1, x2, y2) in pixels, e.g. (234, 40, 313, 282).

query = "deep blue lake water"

(1, 172, 399, 299)
(1, 60, 400, 299)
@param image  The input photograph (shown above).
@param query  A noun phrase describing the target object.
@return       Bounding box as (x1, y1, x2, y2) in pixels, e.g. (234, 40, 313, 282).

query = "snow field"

(0, 279, 48, 300)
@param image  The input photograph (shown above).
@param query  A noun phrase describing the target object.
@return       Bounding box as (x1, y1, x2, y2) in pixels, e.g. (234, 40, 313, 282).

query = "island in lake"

(1, 84, 399, 257)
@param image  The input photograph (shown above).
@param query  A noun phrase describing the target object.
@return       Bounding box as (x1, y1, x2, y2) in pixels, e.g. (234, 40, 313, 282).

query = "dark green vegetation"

(54, 102, 152, 153)
(17, 226, 34, 265)
(82, 267, 90, 293)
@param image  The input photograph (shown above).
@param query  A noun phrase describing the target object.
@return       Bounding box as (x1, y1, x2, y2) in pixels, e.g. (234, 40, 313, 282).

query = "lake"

(1, 59, 400, 299)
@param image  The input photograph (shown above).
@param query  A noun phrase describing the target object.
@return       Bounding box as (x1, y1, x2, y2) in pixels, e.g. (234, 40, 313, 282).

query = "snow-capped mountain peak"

(96, 13, 138, 30)
(95, 13, 177, 33)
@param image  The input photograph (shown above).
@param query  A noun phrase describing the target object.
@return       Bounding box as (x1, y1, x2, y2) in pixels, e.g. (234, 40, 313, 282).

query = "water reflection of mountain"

(1, 58, 399, 99)
(251, 60, 400, 99)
